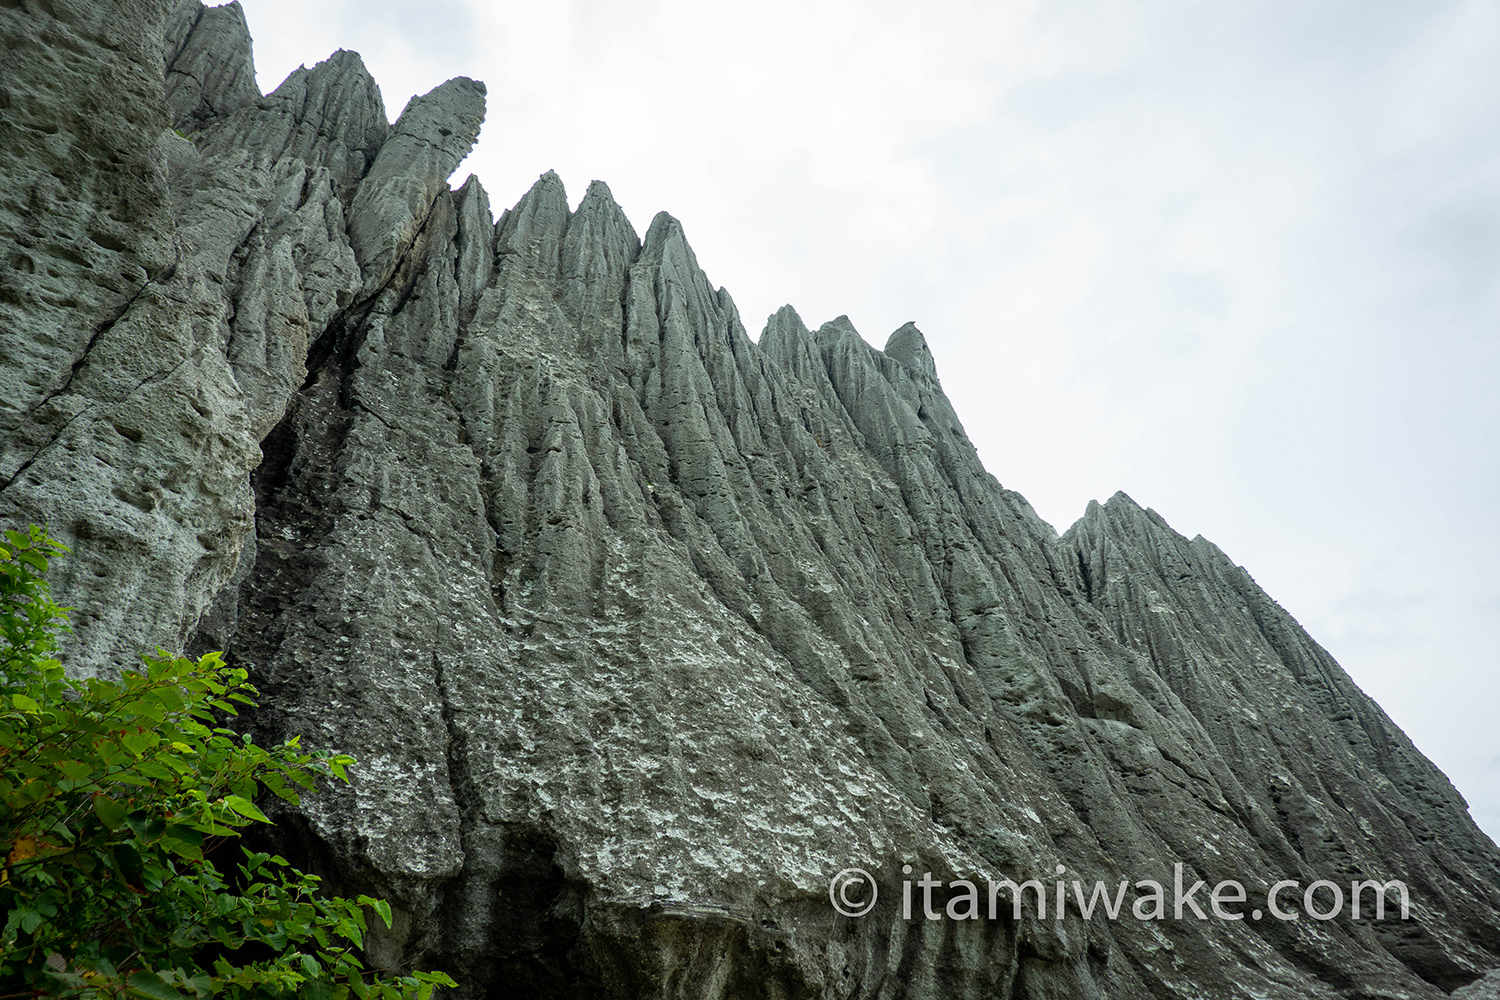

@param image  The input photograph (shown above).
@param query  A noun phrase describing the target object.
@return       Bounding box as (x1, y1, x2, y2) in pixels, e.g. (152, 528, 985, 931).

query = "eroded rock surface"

(2, 2, 1498, 998)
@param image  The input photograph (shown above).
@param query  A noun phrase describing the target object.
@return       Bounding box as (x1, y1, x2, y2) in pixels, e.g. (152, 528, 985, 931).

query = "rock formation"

(2, 2, 1498, 997)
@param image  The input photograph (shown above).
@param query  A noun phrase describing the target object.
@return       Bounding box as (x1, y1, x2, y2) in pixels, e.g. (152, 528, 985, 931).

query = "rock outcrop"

(2, 2, 1498, 998)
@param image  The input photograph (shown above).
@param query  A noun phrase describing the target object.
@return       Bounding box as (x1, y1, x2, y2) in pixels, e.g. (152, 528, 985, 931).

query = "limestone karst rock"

(2, 2, 1498, 998)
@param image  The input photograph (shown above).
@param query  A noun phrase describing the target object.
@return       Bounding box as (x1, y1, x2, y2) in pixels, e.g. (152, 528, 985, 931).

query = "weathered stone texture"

(2, 2, 1498, 998)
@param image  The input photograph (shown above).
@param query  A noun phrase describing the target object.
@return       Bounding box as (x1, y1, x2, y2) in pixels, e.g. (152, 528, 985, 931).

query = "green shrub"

(0, 526, 454, 999)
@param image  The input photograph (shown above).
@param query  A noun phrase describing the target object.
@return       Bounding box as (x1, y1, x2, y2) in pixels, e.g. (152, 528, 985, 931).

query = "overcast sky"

(237, 0, 1500, 843)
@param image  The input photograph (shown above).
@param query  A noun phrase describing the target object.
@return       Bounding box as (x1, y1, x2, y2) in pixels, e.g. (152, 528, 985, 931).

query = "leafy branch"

(0, 526, 454, 999)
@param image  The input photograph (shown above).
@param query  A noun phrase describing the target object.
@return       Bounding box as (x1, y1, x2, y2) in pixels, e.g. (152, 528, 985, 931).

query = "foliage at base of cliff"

(0, 526, 454, 1000)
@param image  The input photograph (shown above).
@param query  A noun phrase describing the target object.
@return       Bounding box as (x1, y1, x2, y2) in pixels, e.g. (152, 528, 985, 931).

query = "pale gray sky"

(238, 0, 1500, 842)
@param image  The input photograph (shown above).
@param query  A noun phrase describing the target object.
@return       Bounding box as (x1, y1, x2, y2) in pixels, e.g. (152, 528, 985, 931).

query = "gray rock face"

(345, 76, 486, 291)
(198, 48, 388, 206)
(163, 0, 258, 129)
(2, 3, 1498, 998)
(1455, 970, 1500, 1000)
(1, 0, 254, 671)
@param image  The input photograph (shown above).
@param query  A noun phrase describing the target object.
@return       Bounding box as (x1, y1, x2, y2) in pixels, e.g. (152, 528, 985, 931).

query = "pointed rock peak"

(531, 170, 567, 201)
(163, 0, 259, 128)
(1093, 491, 1183, 540)
(570, 179, 636, 235)
(345, 75, 486, 287)
(312, 48, 374, 80)
(1188, 533, 1235, 567)
(506, 171, 568, 225)
(564, 179, 636, 242)
(1072, 493, 1149, 542)
(495, 171, 570, 260)
(643, 211, 685, 249)
(312, 49, 380, 88)
(391, 76, 486, 157)
(1063, 498, 1106, 539)
(814, 314, 864, 349)
(716, 286, 746, 329)
(266, 50, 387, 132)
(884, 321, 938, 380)
(765, 304, 809, 337)
(759, 304, 814, 361)
(163, 0, 201, 65)
(165, 1, 245, 67)
(456, 173, 490, 214)
(580, 178, 616, 206)
(1078, 491, 1141, 525)
(165, 1, 252, 59)
(641, 211, 705, 275)
(1088, 491, 1149, 526)
(231, 46, 388, 206)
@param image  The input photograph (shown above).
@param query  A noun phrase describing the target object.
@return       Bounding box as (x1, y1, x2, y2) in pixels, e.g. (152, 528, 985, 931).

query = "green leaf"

(112, 842, 145, 884)
(0, 526, 446, 1000)
(92, 793, 129, 829)
(125, 813, 167, 844)
(58, 759, 94, 781)
(135, 759, 176, 781)
(223, 794, 269, 823)
(163, 823, 205, 849)
(127, 970, 189, 1000)
(122, 731, 155, 756)
(18, 908, 43, 934)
